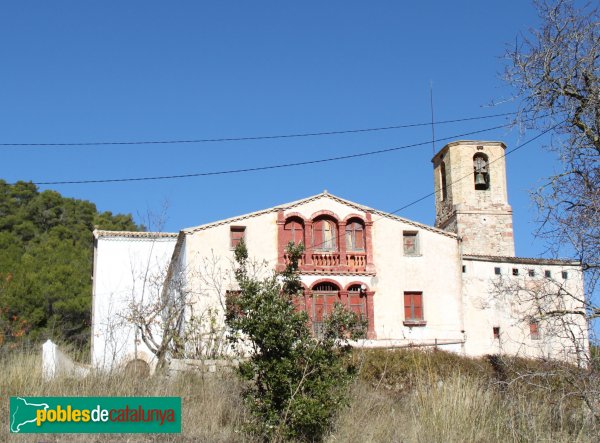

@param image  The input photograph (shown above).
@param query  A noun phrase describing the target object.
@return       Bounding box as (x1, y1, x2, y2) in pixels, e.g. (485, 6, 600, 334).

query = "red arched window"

(311, 282, 340, 336)
(283, 218, 304, 245)
(313, 218, 337, 251)
(347, 284, 367, 321)
(345, 220, 365, 251)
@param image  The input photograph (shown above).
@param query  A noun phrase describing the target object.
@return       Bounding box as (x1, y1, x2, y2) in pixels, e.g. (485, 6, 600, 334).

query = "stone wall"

(167, 358, 240, 376)
(432, 141, 515, 257)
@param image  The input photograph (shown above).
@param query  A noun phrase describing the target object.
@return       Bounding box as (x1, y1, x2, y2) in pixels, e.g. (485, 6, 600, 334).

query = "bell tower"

(432, 140, 515, 256)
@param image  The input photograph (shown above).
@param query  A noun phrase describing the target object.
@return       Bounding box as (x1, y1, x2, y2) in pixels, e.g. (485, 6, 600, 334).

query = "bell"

(475, 172, 486, 186)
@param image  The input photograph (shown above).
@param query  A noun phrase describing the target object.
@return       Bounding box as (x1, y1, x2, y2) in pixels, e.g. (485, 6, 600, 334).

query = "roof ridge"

(182, 191, 457, 238)
(463, 254, 580, 265)
(93, 229, 178, 238)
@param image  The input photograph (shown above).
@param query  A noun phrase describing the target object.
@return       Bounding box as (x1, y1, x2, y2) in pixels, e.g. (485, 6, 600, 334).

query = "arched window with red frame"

(347, 284, 367, 321)
(345, 219, 365, 251)
(313, 218, 337, 251)
(311, 281, 340, 336)
(283, 217, 304, 246)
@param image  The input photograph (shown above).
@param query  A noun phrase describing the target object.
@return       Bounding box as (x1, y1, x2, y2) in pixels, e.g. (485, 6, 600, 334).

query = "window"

(473, 153, 490, 190)
(403, 231, 419, 255)
(512, 268, 519, 276)
(347, 284, 367, 321)
(494, 267, 501, 275)
(544, 270, 551, 278)
(462, 265, 466, 273)
(528, 269, 536, 277)
(529, 320, 540, 340)
(284, 218, 304, 245)
(313, 218, 337, 251)
(230, 226, 245, 249)
(225, 290, 242, 317)
(345, 220, 365, 251)
(404, 291, 425, 325)
(562, 271, 568, 279)
(493, 326, 500, 340)
(440, 161, 448, 201)
(311, 282, 340, 336)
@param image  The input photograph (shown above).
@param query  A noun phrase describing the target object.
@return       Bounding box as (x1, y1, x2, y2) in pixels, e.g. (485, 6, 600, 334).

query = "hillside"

(1, 348, 597, 442)
(0, 180, 142, 349)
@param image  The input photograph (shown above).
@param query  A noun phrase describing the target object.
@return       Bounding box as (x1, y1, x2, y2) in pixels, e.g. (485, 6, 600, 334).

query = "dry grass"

(1, 351, 248, 442)
(330, 374, 594, 443)
(1, 348, 597, 442)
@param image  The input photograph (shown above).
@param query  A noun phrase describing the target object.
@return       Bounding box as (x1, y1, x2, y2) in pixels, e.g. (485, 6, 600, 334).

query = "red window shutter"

(283, 221, 295, 245)
(292, 222, 303, 244)
(413, 293, 423, 320)
(292, 295, 304, 312)
(404, 292, 423, 320)
(355, 226, 364, 250)
(230, 227, 245, 248)
(530, 321, 539, 339)
(404, 293, 412, 319)
(314, 295, 325, 321)
(313, 220, 323, 248)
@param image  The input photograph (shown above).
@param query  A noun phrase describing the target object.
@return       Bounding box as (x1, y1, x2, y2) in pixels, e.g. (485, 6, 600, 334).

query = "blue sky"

(0, 1, 566, 259)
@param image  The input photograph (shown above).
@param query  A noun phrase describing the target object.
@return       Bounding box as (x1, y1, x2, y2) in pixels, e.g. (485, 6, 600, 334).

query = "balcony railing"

(312, 252, 340, 267)
(283, 251, 367, 272)
(284, 253, 304, 266)
(346, 252, 366, 270)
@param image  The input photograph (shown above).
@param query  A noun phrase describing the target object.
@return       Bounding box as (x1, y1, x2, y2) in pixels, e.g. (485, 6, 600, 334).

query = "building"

(91, 140, 588, 371)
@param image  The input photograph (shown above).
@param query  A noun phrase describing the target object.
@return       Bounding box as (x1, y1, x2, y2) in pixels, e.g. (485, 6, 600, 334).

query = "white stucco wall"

(370, 216, 464, 345)
(90, 194, 588, 366)
(91, 231, 177, 371)
(180, 194, 466, 352)
(462, 257, 588, 362)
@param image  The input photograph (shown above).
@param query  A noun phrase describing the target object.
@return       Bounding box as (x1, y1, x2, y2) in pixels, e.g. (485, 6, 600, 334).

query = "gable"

(182, 192, 456, 240)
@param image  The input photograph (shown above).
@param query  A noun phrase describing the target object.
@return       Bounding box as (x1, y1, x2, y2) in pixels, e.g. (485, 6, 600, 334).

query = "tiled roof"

(463, 254, 579, 266)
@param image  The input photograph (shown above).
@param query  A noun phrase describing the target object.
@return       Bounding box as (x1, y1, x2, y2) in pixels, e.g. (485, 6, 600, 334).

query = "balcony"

(312, 252, 340, 267)
(346, 252, 366, 270)
(283, 251, 367, 272)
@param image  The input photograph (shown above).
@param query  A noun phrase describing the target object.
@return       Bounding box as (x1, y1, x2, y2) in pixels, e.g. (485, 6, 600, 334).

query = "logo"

(10, 397, 181, 434)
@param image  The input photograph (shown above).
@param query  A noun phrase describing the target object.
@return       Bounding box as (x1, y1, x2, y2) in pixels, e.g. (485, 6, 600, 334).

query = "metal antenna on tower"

(430, 81, 436, 156)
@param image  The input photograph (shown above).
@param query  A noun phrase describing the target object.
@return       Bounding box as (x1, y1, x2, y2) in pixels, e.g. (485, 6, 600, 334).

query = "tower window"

(473, 153, 490, 190)
(440, 161, 448, 201)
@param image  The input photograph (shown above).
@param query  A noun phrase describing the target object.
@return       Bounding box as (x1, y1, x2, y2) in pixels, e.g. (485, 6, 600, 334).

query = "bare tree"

(124, 250, 247, 368)
(491, 270, 588, 364)
(504, 0, 599, 308)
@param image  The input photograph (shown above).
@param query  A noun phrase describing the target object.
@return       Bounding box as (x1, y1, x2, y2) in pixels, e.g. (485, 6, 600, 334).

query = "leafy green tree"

(0, 180, 141, 350)
(226, 241, 365, 442)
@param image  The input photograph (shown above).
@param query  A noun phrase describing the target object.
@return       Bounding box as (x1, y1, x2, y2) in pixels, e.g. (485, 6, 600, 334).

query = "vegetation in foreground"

(1, 347, 598, 443)
(225, 241, 365, 442)
(0, 180, 141, 349)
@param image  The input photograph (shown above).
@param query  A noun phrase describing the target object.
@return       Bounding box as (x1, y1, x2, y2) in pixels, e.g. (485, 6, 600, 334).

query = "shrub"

(225, 241, 365, 442)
